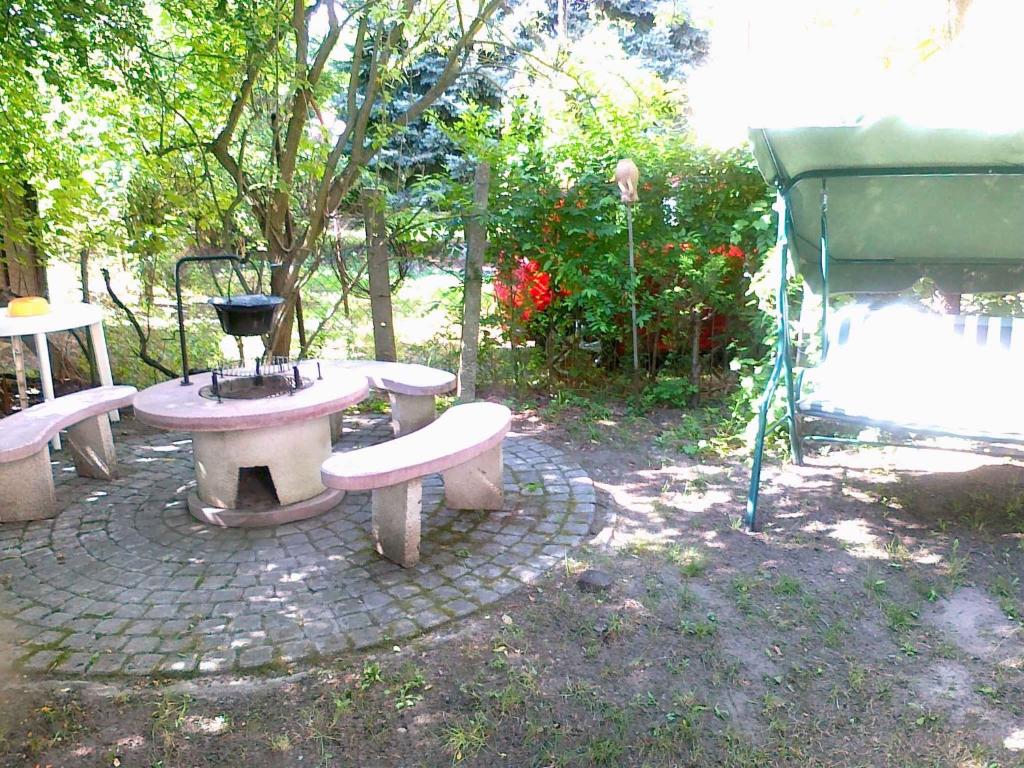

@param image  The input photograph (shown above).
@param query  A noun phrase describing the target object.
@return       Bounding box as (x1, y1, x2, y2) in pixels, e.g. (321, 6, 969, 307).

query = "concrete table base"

(191, 418, 333, 526)
(188, 488, 345, 528)
(133, 362, 370, 529)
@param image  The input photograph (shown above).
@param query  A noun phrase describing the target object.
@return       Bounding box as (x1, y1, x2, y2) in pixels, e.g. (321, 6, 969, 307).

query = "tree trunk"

(0, 182, 47, 299)
(269, 261, 296, 358)
(362, 188, 397, 362)
(458, 162, 490, 402)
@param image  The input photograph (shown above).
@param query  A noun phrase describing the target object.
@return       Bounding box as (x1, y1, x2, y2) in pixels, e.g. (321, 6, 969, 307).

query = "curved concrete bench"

(321, 402, 511, 567)
(0, 386, 137, 522)
(325, 360, 456, 436)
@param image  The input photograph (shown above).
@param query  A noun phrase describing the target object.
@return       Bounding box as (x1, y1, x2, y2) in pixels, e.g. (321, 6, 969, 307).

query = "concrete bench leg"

(0, 448, 57, 522)
(443, 444, 504, 510)
(388, 393, 436, 436)
(372, 480, 423, 568)
(66, 413, 118, 480)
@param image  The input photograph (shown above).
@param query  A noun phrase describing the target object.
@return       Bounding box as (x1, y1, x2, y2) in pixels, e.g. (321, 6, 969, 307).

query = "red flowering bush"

(700, 244, 748, 351)
(482, 101, 775, 372)
(493, 254, 555, 323)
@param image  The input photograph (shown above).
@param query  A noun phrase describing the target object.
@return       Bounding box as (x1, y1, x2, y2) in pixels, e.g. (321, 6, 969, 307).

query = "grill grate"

(198, 357, 321, 402)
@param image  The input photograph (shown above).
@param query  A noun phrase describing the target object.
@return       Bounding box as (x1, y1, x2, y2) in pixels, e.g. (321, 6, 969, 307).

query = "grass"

(882, 601, 919, 633)
(268, 733, 292, 752)
(772, 575, 803, 596)
(444, 712, 490, 763)
(666, 544, 708, 577)
(945, 538, 970, 588)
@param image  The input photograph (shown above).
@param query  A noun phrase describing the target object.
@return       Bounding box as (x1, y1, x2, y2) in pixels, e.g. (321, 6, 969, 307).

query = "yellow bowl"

(7, 296, 50, 317)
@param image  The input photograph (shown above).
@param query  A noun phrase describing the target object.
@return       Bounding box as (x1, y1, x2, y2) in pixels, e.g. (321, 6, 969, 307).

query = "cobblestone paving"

(0, 415, 595, 678)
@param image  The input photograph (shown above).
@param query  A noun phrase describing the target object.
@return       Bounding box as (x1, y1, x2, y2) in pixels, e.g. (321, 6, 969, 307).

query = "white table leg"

(89, 321, 119, 422)
(33, 331, 59, 450)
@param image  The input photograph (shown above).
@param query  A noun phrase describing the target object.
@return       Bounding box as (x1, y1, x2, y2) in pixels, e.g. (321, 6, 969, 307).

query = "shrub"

(482, 97, 775, 378)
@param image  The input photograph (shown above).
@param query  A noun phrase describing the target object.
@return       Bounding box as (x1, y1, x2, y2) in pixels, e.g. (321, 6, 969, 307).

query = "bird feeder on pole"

(615, 158, 640, 372)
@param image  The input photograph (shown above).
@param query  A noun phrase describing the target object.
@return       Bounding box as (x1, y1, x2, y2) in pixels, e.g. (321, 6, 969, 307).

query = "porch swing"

(745, 118, 1024, 529)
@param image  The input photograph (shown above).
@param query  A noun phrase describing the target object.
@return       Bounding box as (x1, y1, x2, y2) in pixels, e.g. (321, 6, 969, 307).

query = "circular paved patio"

(0, 414, 595, 677)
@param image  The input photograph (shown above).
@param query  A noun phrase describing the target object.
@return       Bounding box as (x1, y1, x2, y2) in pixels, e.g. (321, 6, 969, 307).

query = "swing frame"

(745, 124, 1024, 529)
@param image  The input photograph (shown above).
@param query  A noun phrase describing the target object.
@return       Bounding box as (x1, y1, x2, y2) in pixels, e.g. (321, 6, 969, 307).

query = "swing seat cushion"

(798, 304, 1024, 441)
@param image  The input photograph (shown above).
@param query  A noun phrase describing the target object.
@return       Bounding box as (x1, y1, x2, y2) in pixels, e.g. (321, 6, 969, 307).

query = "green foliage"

(452, 94, 775, 377)
(641, 376, 698, 409)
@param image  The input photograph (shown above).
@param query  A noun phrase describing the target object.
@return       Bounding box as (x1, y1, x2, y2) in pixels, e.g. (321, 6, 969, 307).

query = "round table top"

(0, 302, 105, 336)
(133, 360, 370, 433)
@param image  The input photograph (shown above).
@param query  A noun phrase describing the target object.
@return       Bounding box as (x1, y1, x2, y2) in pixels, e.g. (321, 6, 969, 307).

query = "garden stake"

(615, 159, 641, 372)
(625, 204, 639, 371)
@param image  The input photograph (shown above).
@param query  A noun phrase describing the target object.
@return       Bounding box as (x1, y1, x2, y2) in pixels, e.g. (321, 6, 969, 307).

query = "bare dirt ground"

(1, 400, 1022, 767)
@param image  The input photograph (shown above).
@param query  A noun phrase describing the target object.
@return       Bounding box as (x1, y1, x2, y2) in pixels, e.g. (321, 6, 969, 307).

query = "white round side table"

(0, 302, 118, 450)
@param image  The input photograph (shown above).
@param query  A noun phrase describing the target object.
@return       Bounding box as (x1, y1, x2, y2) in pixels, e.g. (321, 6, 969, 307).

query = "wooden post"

(458, 162, 490, 403)
(362, 187, 398, 362)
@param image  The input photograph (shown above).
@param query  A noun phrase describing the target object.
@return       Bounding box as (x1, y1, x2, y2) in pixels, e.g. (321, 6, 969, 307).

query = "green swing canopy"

(748, 118, 1024, 294)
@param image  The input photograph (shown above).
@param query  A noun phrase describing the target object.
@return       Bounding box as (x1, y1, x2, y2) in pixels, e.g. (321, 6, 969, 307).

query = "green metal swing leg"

(745, 194, 802, 529)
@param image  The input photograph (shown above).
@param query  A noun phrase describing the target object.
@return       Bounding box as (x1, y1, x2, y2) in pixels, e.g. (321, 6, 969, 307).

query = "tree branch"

(101, 268, 177, 379)
(308, 0, 342, 85)
(395, 0, 504, 128)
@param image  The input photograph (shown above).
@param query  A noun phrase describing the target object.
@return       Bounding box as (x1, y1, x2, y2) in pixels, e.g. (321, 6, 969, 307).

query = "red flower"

(710, 244, 745, 262)
(493, 256, 563, 323)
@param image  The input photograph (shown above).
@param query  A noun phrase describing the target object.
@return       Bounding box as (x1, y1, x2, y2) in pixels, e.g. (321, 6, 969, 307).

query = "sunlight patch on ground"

(676, 489, 731, 514)
(776, 511, 808, 521)
(826, 518, 886, 559)
(183, 714, 231, 735)
(593, 481, 657, 517)
(820, 445, 1015, 475)
(1004, 729, 1024, 751)
(701, 530, 724, 549)
(842, 486, 893, 507)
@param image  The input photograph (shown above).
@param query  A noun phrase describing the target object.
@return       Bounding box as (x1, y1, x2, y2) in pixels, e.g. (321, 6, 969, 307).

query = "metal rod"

(625, 204, 639, 372)
(782, 164, 1024, 192)
(819, 179, 830, 359)
(746, 204, 799, 530)
(778, 194, 803, 466)
(175, 253, 245, 385)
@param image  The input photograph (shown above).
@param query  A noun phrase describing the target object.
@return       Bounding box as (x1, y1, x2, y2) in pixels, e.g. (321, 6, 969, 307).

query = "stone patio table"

(133, 360, 369, 527)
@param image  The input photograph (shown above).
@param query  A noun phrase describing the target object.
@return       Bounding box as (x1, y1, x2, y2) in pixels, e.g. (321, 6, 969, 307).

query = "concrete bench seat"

(326, 360, 456, 436)
(0, 386, 137, 522)
(321, 402, 511, 567)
